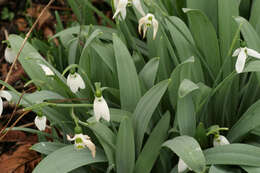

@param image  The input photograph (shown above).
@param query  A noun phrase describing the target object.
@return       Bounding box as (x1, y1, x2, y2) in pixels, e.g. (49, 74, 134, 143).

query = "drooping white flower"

(178, 158, 191, 173)
(67, 133, 96, 157)
(4, 47, 16, 63)
(113, 0, 145, 20)
(138, 13, 159, 40)
(66, 72, 85, 93)
(0, 90, 12, 117)
(39, 64, 54, 76)
(93, 96, 110, 122)
(213, 135, 230, 147)
(232, 47, 260, 73)
(34, 115, 47, 131)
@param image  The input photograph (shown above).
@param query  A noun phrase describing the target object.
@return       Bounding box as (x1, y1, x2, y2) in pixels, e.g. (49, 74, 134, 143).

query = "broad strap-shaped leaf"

(33, 145, 107, 173)
(139, 57, 160, 90)
(183, 8, 221, 77)
(218, 0, 239, 76)
(135, 112, 170, 173)
(113, 34, 141, 112)
(176, 79, 198, 136)
(133, 79, 170, 154)
(88, 121, 116, 166)
(250, 0, 260, 36)
(168, 56, 195, 108)
(209, 165, 241, 173)
(31, 142, 66, 155)
(116, 117, 135, 173)
(227, 100, 260, 142)
(204, 144, 260, 167)
(163, 136, 206, 173)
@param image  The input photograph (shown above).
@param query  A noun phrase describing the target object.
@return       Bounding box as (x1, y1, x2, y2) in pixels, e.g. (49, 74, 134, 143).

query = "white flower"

(138, 13, 159, 40)
(232, 47, 260, 73)
(178, 158, 191, 173)
(39, 64, 54, 76)
(0, 90, 12, 117)
(113, 0, 145, 20)
(213, 135, 230, 147)
(67, 133, 96, 158)
(93, 96, 110, 122)
(34, 115, 47, 131)
(67, 72, 85, 93)
(4, 47, 16, 63)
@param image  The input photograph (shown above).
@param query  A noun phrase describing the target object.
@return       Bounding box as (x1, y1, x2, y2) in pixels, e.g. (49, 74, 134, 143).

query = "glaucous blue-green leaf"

(133, 79, 170, 154)
(31, 142, 66, 155)
(204, 144, 260, 166)
(116, 117, 135, 173)
(163, 136, 206, 173)
(113, 34, 141, 112)
(33, 145, 107, 173)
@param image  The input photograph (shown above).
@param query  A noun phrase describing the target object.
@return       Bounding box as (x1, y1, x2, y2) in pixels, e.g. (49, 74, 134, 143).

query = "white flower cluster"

(113, 0, 158, 40)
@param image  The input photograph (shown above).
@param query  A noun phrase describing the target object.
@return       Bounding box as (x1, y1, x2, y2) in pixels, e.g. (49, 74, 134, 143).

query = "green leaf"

(133, 79, 170, 154)
(116, 117, 135, 173)
(183, 8, 221, 77)
(31, 142, 66, 155)
(227, 100, 260, 142)
(218, 0, 239, 76)
(249, 0, 260, 36)
(162, 136, 206, 173)
(209, 165, 241, 173)
(113, 34, 141, 112)
(87, 121, 116, 166)
(33, 145, 107, 173)
(139, 57, 160, 90)
(204, 144, 260, 167)
(242, 166, 260, 173)
(177, 79, 198, 136)
(168, 56, 195, 108)
(135, 112, 170, 173)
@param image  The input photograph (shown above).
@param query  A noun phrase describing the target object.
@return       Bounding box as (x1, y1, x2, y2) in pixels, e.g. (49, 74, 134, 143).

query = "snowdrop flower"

(213, 135, 230, 147)
(4, 47, 16, 63)
(0, 90, 12, 117)
(67, 72, 85, 93)
(67, 126, 96, 158)
(34, 115, 47, 131)
(178, 158, 191, 173)
(113, 0, 145, 20)
(94, 96, 110, 122)
(138, 13, 159, 40)
(232, 47, 260, 73)
(39, 64, 54, 76)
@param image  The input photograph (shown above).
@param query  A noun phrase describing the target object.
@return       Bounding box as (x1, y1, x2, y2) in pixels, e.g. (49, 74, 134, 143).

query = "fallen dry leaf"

(27, 5, 52, 29)
(43, 26, 59, 46)
(0, 143, 40, 173)
(15, 18, 28, 32)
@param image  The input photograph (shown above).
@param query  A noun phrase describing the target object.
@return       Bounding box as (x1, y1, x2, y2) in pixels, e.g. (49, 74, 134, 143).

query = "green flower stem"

(24, 102, 93, 111)
(71, 108, 79, 127)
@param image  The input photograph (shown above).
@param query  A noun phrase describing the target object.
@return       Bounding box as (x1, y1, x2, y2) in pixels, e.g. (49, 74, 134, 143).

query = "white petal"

(232, 48, 241, 57)
(83, 138, 96, 158)
(213, 135, 230, 147)
(178, 158, 189, 173)
(0, 98, 3, 117)
(39, 64, 54, 76)
(132, 0, 145, 16)
(112, 0, 128, 19)
(75, 74, 85, 89)
(138, 16, 146, 34)
(67, 134, 76, 141)
(93, 96, 110, 122)
(4, 47, 16, 63)
(34, 116, 47, 131)
(235, 49, 247, 73)
(246, 48, 260, 59)
(152, 18, 159, 40)
(0, 90, 12, 101)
